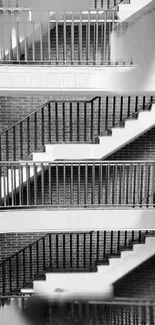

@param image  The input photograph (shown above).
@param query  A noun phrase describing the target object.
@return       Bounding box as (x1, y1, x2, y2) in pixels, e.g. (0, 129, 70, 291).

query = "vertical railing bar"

(104, 11, 107, 62)
(107, 163, 110, 205)
(16, 254, 19, 289)
(43, 237, 46, 270)
(13, 126, 16, 161)
(77, 234, 79, 269)
(56, 163, 59, 206)
(29, 245, 32, 280)
(85, 163, 88, 207)
(137, 163, 140, 206)
(71, 12, 74, 63)
(111, 231, 113, 255)
(113, 96, 116, 126)
(96, 11, 98, 64)
(122, 163, 125, 206)
(16, 13, 20, 61)
(77, 102, 79, 142)
(24, 21, 28, 62)
(40, 22, 43, 61)
(151, 162, 155, 206)
(49, 234, 52, 268)
(9, 21, 13, 61)
(26, 163, 30, 206)
(56, 12, 59, 64)
(32, 11, 35, 61)
(36, 241, 39, 275)
(98, 97, 101, 135)
(63, 12, 66, 64)
(56, 234, 59, 268)
(63, 234, 66, 269)
(84, 233, 86, 268)
(70, 163, 73, 206)
(128, 96, 131, 117)
(70, 102, 72, 142)
(105, 97, 108, 130)
(129, 163, 133, 205)
(20, 121, 23, 160)
(33, 163, 37, 206)
(41, 163, 44, 206)
(11, 164, 14, 206)
(117, 230, 120, 252)
(147, 164, 151, 206)
(70, 233, 72, 269)
(6, 131, 9, 161)
(120, 96, 123, 122)
(90, 232, 92, 267)
(18, 163, 22, 206)
(115, 163, 117, 205)
(3, 164, 6, 207)
(79, 11, 82, 64)
(100, 162, 103, 205)
(101, 20, 103, 64)
(27, 117, 30, 155)
(91, 101, 93, 141)
(48, 163, 52, 205)
(48, 103, 51, 143)
(41, 107, 44, 146)
(103, 231, 106, 258)
(93, 22, 95, 65)
(78, 163, 81, 206)
(55, 103, 58, 142)
(87, 11, 90, 64)
(63, 102, 65, 142)
(92, 163, 95, 205)
(13, 165, 17, 206)
(34, 112, 37, 151)
(84, 102, 87, 142)
(63, 163, 66, 207)
(144, 162, 148, 206)
(97, 231, 99, 263)
(48, 11, 51, 61)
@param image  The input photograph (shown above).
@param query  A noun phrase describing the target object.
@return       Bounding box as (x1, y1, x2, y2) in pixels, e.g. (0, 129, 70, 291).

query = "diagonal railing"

(0, 95, 154, 162)
(93, 0, 130, 10)
(0, 230, 153, 295)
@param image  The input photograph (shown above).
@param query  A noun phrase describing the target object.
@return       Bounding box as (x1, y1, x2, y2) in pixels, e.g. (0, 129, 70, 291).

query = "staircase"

(0, 230, 154, 296)
(117, 0, 153, 21)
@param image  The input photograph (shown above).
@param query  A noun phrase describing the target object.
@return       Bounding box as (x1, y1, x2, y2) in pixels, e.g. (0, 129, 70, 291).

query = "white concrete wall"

(0, 209, 155, 233)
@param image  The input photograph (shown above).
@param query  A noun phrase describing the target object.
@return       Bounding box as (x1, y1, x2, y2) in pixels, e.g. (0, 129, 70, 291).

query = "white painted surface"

(33, 275, 113, 302)
(98, 237, 155, 284)
(0, 209, 155, 233)
(118, 0, 152, 21)
(33, 104, 155, 161)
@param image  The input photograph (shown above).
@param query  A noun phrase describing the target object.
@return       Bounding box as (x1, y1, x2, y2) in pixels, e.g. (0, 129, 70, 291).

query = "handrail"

(0, 97, 99, 137)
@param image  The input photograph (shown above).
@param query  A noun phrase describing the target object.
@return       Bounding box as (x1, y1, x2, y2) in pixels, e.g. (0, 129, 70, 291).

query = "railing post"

(63, 12, 66, 64)
(71, 12, 74, 64)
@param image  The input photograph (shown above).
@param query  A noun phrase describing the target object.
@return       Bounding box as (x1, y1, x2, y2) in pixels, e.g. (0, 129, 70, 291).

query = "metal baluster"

(78, 163, 81, 206)
(49, 234, 52, 268)
(56, 234, 59, 268)
(31, 11, 35, 61)
(34, 112, 37, 151)
(90, 232, 92, 267)
(11, 164, 14, 206)
(6, 131, 9, 161)
(16, 254, 19, 289)
(111, 231, 113, 255)
(135, 96, 138, 113)
(56, 164, 59, 206)
(20, 122, 23, 160)
(55, 103, 58, 142)
(120, 97, 123, 122)
(18, 163, 22, 206)
(84, 102, 87, 142)
(29, 245, 32, 279)
(85, 164, 88, 207)
(70, 102, 72, 142)
(105, 96, 108, 130)
(128, 96, 131, 117)
(48, 103, 51, 143)
(91, 101, 94, 141)
(3, 163, 6, 207)
(40, 22, 43, 61)
(115, 163, 118, 205)
(103, 231, 106, 258)
(63, 163, 66, 206)
(16, 12, 20, 61)
(137, 163, 140, 206)
(33, 163, 37, 206)
(92, 163, 95, 205)
(104, 11, 107, 62)
(26, 163, 30, 206)
(98, 97, 101, 135)
(77, 103, 79, 142)
(27, 117, 30, 155)
(56, 12, 59, 64)
(107, 163, 110, 205)
(143, 96, 146, 110)
(99, 163, 103, 205)
(13, 126, 16, 161)
(144, 162, 148, 206)
(70, 233, 72, 269)
(151, 162, 155, 206)
(96, 11, 98, 64)
(63, 102, 65, 142)
(36, 241, 39, 275)
(117, 231, 120, 252)
(79, 12, 82, 64)
(71, 12, 74, 64)
(101, 20, 103, 64)
(49, 163, 52, 205)
(97, 231, 99, 264)
(147, 164, 151, 206)
(77, 234, 79, 269)
(70, 164, 73, 206)
(41, 107, 44, 146)
(41, 163, 44, 205)
(9, 259, 12, 292)
(43, 237, 46, 270)
(48, 11, 51, 61)
(63, 12, 66, 64)
(84, 233, 86, 268)
(93, 22, 95, 64)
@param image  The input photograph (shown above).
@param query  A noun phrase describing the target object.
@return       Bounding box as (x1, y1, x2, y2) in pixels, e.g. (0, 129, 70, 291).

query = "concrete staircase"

(21, 233, 155, 302)
(117, 0, 153, 21)
(33, 102, 155, 161)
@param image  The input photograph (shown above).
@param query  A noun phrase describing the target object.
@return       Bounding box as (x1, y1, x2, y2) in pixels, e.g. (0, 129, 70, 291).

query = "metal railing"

(0, 295, 155, 325)
(0, 230, 152, 294)
(0, 9, 137, 65)
(0, 96, 154, 162)
(0, 161, 154, 208)
(93, 0, 130, 9)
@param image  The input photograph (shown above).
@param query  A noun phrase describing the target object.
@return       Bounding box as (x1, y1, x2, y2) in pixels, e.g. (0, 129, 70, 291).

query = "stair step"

(45, 267, 98, 273)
